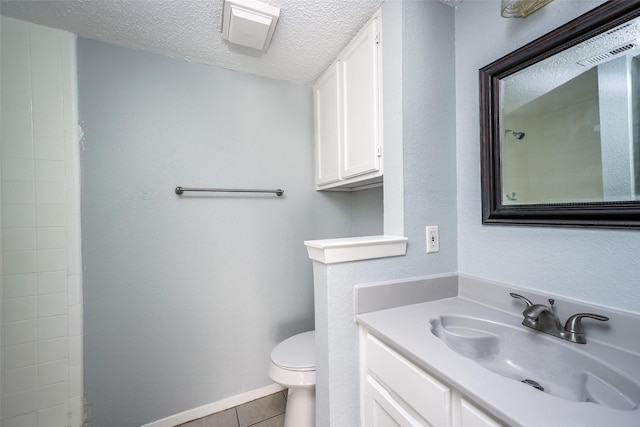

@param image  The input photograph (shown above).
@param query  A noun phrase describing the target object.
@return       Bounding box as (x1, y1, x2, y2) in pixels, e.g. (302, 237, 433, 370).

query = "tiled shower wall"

(1, 16, 83, 426)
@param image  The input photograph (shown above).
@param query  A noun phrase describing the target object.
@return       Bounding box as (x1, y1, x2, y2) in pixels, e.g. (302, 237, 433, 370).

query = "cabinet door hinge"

(375, 32, 380, 45)
(376, 145, 382, 157)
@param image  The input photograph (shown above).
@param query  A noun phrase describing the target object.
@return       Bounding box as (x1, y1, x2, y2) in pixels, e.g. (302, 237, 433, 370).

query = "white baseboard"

(141, 383, 286, 427)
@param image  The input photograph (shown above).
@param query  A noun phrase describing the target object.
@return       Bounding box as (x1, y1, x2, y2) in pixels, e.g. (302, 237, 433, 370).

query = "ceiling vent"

(221, 0, 280, 51)
(578, 39, 640, 67)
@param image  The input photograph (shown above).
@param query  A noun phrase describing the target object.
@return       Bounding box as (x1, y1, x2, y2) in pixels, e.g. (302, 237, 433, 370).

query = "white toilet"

(268, 330, 316, 427)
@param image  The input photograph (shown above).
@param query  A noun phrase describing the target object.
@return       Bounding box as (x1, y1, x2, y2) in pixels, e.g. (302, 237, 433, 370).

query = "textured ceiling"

(0, 0, 389, 84)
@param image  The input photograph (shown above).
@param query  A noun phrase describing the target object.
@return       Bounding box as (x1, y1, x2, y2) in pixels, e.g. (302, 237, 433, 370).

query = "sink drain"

(521, 379, 544, 391)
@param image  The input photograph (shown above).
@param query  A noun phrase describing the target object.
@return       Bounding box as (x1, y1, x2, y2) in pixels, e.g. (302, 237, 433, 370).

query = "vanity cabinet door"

(366, 334, 451, 426)
(361, 328, 507, 427)
(364, 375, 426, 427)
(459, 398, 503, 427)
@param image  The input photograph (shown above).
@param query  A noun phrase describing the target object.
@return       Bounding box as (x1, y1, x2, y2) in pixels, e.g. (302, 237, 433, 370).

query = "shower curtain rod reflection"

(175, 186, 284, 196)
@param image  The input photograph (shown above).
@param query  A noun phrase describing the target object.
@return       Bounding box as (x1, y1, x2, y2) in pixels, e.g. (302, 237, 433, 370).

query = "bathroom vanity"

(361, 330, 502, 427)
(356, 275, 640, 427)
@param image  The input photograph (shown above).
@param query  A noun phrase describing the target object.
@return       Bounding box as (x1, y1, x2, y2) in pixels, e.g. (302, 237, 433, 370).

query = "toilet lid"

(271, 330, 315, 371)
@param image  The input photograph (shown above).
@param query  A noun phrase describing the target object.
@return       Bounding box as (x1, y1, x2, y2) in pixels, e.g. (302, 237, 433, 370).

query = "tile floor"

(177, 390, 287, 427)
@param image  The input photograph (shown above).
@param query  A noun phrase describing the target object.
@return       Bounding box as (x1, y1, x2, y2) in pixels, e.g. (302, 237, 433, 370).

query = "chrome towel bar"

(175, 186, 284, 196)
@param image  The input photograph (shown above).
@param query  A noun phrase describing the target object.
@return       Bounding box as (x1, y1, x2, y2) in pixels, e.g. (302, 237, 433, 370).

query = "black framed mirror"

(480, 1, 640, 228)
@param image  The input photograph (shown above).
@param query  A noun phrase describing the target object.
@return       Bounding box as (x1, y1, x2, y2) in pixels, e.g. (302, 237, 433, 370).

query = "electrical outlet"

(426, 226, 439, 253)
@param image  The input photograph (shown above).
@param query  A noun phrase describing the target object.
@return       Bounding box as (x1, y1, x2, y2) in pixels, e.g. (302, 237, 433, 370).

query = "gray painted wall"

(77, 39, 379, 426)
(379, 0, 458, 275)
(75, 1, 640, 426)
(352, 187, 383, 236)
(455, 0, 640, 314)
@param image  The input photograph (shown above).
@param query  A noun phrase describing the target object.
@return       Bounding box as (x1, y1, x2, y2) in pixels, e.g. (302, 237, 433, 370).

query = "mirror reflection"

(500, 15, 640, 205)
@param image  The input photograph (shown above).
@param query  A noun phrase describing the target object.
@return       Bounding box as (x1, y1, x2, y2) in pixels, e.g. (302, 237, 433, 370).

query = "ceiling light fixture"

(221, 0, 280, 51)
(501, 0, 554, 18)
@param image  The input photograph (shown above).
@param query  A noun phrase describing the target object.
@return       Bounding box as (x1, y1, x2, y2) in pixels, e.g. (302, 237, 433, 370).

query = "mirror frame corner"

(479, 0, 640, 229)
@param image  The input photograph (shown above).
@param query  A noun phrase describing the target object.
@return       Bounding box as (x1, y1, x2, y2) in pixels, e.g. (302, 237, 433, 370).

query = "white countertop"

(357, 296, 640, 427)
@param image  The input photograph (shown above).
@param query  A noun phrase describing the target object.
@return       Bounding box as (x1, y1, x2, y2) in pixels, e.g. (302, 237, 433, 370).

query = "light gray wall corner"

(312, 263, 330, 427)
(381, 0, 405, 236)
(455, 0, 640, 315)
(311, 189, 382, 240)
(355, 273, 458, 314)
(312, 260, 363, 427)
(312, 254, 439, 427)
(400, 0, 457, 274)
(352, 187, 384, 236)
(379, 0, 460, 278)
(382, 0, 459, 273)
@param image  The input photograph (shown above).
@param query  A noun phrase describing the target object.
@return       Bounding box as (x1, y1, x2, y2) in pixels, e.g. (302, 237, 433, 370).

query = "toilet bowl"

(268, 330, 316, 427)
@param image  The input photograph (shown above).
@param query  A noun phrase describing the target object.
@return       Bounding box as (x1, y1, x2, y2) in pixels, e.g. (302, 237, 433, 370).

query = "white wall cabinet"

(314, 10, 382, 190)
(361, 330, 504, 427)
(314, 61, 342, 186)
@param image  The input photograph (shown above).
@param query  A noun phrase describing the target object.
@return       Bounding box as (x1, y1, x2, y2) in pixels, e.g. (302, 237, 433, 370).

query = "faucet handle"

(564, 313, 609, 334)
(510, 293, 533, 307)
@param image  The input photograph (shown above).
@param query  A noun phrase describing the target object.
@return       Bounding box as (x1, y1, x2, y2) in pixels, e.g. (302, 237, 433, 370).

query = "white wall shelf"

(304, 235, 407, 264)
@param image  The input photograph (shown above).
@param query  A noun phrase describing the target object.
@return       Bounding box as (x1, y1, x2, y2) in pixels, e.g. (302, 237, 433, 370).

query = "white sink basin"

(430, 315, 640, 411)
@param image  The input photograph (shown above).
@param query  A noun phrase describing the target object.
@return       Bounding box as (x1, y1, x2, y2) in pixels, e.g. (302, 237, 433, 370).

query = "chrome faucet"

(510, 293, 609, 344)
